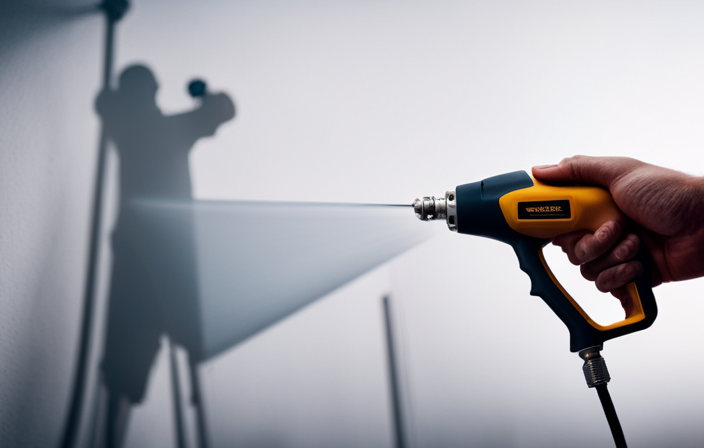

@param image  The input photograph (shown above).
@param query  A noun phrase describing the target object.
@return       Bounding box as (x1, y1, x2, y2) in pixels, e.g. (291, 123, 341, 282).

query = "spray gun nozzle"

(413, 191, 457, 231)
(413, 196, 445, 221)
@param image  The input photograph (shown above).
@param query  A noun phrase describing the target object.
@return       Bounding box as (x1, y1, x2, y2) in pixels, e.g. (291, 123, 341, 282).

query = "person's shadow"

(96, 64, 234, 448)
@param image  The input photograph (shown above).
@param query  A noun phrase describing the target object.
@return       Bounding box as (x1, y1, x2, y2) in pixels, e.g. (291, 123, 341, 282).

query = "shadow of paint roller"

(130, 199, 438, 361)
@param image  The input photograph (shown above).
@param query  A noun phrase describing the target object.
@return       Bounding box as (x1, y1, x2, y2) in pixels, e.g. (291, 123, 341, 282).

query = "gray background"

(3, 0, 704, 447)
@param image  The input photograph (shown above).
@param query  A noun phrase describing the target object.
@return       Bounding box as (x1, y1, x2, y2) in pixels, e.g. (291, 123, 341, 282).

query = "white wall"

(0, 1, 104, 447)
(4, 1, 704, 447)
(120, 1, 704, 447)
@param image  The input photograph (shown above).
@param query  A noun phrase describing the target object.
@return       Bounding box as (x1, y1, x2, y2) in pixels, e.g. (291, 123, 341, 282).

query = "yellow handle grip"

(498, 179, 655, 348)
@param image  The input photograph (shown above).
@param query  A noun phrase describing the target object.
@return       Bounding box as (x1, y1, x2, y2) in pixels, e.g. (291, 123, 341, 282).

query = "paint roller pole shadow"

(59, 2, 129, 448)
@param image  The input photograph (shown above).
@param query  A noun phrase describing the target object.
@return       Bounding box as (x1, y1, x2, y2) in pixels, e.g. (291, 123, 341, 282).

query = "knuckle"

(567, 157, 579, 180)
(559, 155, 583, 181)
(559, 156, 575, 166)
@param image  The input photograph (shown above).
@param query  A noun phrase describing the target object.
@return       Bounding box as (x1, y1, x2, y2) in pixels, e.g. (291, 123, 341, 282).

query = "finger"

(532, 155, 640, 188)
(573, 220, 623, 264)
(634, 228, 665, 287)
(552, 231, 590, 265)
(580, 234, 641, 280)
(611, 285, 635, 316)
(595, 261, 644, 293)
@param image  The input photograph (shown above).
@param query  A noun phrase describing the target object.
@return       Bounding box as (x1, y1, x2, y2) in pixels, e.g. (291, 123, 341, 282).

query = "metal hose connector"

(579, 345, 611, 388)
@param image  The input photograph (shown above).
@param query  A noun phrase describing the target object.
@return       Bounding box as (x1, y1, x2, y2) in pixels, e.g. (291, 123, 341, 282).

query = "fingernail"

(575, 245, 586, 261)
(533, 164, 557, 170)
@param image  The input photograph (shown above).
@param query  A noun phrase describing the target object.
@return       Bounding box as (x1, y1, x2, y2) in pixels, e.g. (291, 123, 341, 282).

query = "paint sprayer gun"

(414, 170, 657, 447)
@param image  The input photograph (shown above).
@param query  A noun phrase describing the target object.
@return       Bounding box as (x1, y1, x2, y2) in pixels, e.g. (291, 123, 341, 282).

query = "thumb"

(532, 155, 636, 188)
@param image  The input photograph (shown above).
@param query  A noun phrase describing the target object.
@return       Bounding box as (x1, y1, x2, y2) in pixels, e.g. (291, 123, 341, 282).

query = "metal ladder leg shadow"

(169, 339, 188, 448)
(189, 360, 210, 448)
(383, 296, 408, 448)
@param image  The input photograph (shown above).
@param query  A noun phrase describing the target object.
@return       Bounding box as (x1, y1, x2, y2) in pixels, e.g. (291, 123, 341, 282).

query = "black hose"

(595, 384, 627, 448)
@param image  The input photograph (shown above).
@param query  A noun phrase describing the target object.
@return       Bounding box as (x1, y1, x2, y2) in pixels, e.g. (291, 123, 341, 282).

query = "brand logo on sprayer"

(524, 205, 563, 213)
(518, 200, 571, 220)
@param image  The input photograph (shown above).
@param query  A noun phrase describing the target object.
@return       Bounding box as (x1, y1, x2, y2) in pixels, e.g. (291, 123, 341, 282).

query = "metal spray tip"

(413, 196, 446, 221)
(412, 191, 457, 231)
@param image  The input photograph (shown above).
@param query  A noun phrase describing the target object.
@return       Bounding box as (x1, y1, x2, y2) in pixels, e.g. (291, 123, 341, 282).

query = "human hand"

(532, 156, 704, 304)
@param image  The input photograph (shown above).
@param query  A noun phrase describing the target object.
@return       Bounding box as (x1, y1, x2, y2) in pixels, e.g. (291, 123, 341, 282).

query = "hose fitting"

(579, 345, 611, 388)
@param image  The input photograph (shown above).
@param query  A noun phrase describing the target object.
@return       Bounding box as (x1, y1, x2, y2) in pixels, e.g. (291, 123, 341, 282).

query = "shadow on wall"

(87, 61, 436, 448)
(97, 64, 235, 447)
